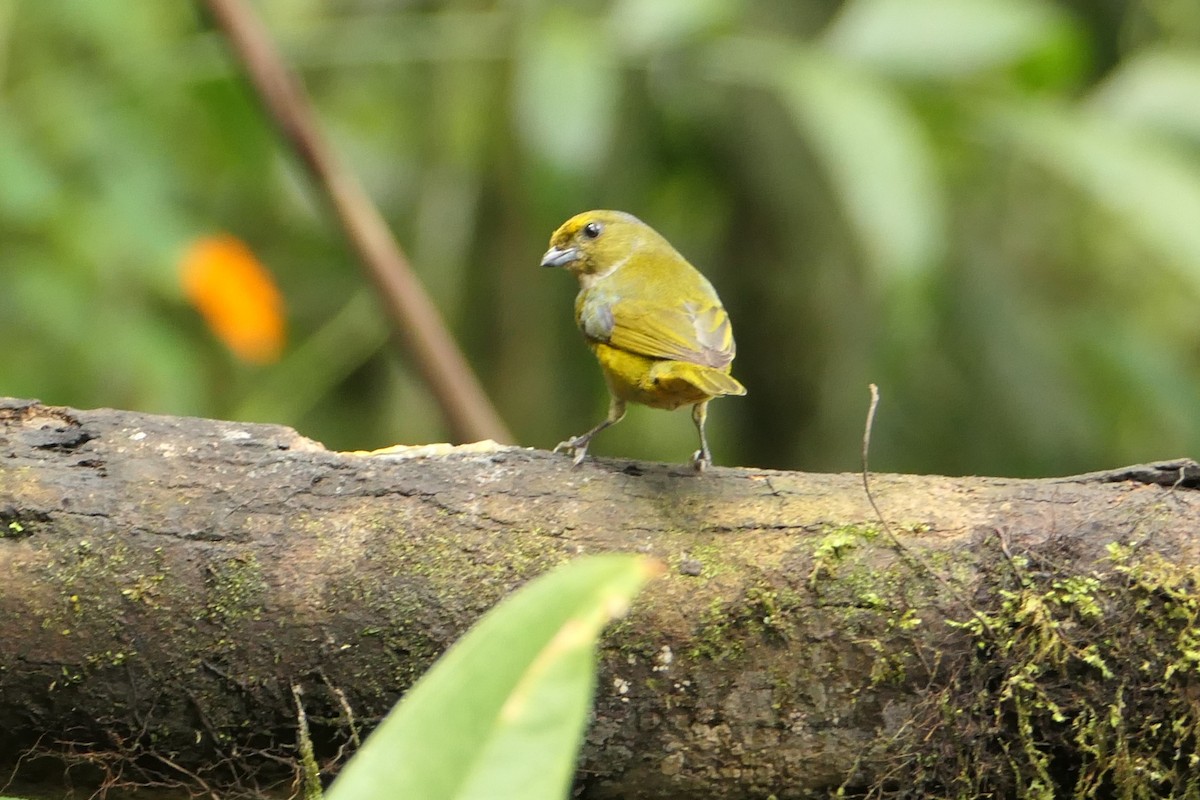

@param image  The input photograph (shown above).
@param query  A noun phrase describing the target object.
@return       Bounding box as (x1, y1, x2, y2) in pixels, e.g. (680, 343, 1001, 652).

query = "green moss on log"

(873, 539, 1200, 799)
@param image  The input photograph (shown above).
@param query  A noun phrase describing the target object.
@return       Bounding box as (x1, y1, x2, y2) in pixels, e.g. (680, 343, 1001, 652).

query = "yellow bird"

(541, 210, 746, 472)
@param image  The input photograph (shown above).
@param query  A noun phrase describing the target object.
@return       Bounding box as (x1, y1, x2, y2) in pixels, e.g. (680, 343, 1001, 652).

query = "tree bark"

(1, 397, 1198, 798)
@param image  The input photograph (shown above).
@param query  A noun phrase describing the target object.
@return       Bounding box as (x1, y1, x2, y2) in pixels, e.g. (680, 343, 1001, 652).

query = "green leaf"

(824, 0, 1067, 80)
(782, 53, 945, 283)
(997, 104, 1200, 289)
(709, 39, 945, 283)
(325, 554, 659, 800)
(513, 9, 619, 175)
(1089, 49, 1200, 144)
(608, 0, 743, 55)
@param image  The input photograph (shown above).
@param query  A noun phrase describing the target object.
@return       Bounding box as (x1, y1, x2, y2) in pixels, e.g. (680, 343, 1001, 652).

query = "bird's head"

(540, 210, 653, 280)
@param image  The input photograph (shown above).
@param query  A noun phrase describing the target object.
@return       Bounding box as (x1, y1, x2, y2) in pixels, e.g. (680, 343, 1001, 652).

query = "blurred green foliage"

(2, 0, 1200, 477)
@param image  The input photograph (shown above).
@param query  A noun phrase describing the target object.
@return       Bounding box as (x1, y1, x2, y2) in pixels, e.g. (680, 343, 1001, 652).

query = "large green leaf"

(824, 0, 1067, 80)
(607, 0, 743, 55)
(513, 9, 619, 175)
(709, 39, 945, 284)
(325, 554, 658, 800)
(781, 53, 945, 283)
(997, 104, 1200, 288)
(1089, 49, 1200, 144)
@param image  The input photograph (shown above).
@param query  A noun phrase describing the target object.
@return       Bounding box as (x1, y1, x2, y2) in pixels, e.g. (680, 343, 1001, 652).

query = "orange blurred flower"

(180, 234, 286, 364)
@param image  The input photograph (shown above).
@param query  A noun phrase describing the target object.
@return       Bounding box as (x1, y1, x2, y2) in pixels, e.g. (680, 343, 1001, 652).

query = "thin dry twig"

(860, 384, 905, 553)
(149, 752, 221, 800)
(860, 383, 995, 636)
(200, 0, 514, 444)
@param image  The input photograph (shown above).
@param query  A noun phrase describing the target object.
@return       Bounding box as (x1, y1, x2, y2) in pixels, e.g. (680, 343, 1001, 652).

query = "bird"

(541, 209, 746, 472)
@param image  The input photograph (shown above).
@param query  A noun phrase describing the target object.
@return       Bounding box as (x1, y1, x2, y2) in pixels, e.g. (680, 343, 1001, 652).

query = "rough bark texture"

(1, 397, 1199, 798)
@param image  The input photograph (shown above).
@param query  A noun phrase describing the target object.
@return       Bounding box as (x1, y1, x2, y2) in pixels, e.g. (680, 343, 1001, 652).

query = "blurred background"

(2, 0, 1199, 477)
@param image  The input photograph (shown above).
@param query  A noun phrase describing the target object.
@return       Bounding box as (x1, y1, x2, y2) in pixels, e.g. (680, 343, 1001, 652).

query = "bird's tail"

(687, 366, 747, 398)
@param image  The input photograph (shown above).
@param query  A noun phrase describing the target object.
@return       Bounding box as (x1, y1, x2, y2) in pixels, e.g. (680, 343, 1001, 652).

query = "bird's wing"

(579, 292, 736, 369)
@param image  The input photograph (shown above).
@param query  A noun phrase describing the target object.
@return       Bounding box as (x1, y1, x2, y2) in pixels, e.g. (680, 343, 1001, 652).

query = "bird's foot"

(691, 449, 711, 474)
(554, 436, 592, 467)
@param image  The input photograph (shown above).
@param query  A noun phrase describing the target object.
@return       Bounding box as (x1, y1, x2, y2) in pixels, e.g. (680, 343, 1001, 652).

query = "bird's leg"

(555, 397, 626, 466)
(691, 400, 712, 473)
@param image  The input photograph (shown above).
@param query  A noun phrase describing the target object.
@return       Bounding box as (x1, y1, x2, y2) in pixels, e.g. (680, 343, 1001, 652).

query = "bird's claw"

(554, 437, 590, 467)
(691, 449, 711, 474)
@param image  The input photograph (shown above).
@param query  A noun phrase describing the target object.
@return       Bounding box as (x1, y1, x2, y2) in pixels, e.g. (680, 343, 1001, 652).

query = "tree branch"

(200, 0, 513, 444)
(1, 397, 1198, 798)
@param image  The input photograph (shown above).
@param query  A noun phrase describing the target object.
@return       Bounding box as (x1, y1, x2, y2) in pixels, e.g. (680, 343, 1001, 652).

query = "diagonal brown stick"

(200, 0, 513, 444)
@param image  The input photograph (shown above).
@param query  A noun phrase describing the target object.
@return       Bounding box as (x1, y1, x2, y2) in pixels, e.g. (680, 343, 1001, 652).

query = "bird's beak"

(540, 246, 580, 268)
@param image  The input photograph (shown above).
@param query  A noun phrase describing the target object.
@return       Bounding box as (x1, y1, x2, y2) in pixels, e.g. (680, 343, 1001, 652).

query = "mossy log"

(2, 397, 1200, 798)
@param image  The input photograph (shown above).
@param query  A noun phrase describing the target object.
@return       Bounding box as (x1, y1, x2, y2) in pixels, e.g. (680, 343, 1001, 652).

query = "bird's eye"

(582, 221, 603, 239)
